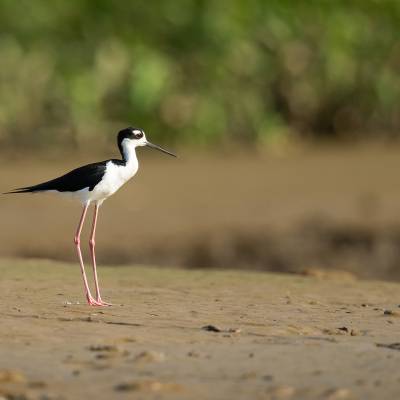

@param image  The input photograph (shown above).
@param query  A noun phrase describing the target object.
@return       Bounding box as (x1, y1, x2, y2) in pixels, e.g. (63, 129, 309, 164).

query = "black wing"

(5, 161, 109, 194)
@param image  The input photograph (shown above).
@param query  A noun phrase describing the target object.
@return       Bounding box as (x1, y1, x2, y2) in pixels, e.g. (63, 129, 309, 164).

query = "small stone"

(201, 325, 221, 332)
(115, 380, 182, 393)
(115, 382, 142, 392)
(323, 328, 346, 336)
(384, 309, 400, 317)
(96, 353, 119, 359)
(88, 344, 119, 352)
(227, 328, 241, 333)
(134, 351, 165, 363)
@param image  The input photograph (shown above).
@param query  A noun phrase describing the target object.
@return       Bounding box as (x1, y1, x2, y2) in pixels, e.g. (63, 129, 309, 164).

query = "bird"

(4, 127, 176, 306)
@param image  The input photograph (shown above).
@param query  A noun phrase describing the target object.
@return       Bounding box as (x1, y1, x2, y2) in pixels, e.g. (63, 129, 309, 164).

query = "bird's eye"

(133, 130, 143, 139)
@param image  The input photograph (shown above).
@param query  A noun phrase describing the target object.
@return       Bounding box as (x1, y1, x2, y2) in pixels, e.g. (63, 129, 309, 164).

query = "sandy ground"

(1, 259, 400, 400)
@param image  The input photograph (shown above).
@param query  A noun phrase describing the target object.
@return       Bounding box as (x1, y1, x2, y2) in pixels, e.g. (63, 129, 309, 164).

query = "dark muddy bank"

(2, 144, 400, 280)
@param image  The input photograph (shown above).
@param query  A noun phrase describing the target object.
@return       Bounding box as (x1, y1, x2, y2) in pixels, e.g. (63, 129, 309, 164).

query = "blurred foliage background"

(0, 0, 399, 151)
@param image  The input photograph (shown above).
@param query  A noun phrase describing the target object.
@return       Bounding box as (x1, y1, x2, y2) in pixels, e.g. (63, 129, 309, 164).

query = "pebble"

(115, 380, 183, 393)
(324, 327, 360, 336)
(134, 350, 166, 363)
(88, 344, 120, 352)
(383, 309, 400, 317)
(201, 325, 241, 333)
(202, 325, 221, 332)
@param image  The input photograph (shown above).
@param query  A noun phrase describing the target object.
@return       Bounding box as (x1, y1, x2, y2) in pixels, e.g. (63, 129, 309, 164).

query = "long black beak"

(146, 141, 177, 157)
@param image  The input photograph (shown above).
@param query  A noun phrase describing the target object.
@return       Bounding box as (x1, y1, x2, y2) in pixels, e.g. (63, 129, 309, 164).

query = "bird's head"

(117, 127, 176, 158)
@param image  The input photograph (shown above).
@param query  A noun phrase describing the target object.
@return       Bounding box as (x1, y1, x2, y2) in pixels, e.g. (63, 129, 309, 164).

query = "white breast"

(90, 159, 138, 203)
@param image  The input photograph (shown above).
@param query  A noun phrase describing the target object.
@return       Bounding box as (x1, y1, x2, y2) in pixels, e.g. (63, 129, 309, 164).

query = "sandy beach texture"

(1, 259, 400, 400)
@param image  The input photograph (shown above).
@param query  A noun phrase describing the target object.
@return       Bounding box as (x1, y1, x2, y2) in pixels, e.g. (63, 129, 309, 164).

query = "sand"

(1, 259, 400, 400)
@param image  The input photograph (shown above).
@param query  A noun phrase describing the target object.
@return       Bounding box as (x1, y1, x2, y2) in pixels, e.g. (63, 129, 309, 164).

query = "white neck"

(121, 140, 138, 165)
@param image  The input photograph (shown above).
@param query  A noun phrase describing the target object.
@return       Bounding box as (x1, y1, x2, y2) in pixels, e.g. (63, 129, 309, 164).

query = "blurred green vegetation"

(0, 0, 399, 150)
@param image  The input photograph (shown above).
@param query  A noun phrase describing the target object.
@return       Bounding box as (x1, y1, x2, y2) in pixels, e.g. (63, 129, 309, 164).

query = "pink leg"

(74, 203, 103, 306)
(89, 204, 112, 306)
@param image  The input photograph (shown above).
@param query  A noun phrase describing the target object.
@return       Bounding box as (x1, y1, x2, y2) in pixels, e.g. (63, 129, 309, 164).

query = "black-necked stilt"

(5, 127, 176, 306)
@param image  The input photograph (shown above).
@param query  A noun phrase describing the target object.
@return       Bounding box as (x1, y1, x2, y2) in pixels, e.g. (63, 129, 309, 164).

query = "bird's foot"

(86, 295, 108, 307)
(96, 298, 113, 306)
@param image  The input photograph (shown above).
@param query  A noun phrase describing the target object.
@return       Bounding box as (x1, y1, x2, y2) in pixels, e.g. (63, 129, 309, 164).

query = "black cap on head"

(117, 127, 144, 156)
(118, 127, 143, 141)
(117, 126, 177, 159)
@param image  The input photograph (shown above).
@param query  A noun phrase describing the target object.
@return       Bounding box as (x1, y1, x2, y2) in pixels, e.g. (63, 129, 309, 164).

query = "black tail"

(3, 183, 51, 194)
(4, 188, 37, 194)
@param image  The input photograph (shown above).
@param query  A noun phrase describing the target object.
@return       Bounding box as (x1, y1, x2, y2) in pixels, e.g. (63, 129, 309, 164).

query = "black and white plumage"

(5, 127, 176, 307)
(6, 127, 176, 204)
